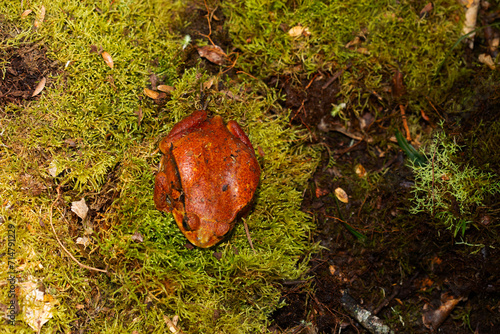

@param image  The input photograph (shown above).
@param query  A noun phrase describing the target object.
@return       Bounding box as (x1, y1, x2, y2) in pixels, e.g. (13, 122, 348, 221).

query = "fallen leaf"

(149, 73, 159, 88)
(329, 265, 336, 275)
(164, 315, 185, 334)
(89, 45, 100, 54)
(419, 3, 433, 19)
(288, 25, 311, 37)
(221, 90, 242, 101)
(355, 164, 366, 178)
(71, 198, 89, 220)
(420, 109, 431, 122)
(144, 87, 161, 99)
(197, 45, 226, 65)
(480, 215, 492, 225)
(315, 187, 329, 198)
(34, 5, 45, 29)
(101, 51, 114, 68)
(359, 112, 374, 130)
(134, 107, 143, 126)
(19, 279, 55, 332)
(131, 232, 144, 243)
(157, 85, 174, 93)
(202, 77, 215, 90)
(48, 160, 63, 177)
(392, 69, 406, 98)
(21, 9, 32, 18)
(355, 47, 369, 55)
(463, 0, 480, 48)
(76, 236, 91, 248)
(32, 77, 46, 97)
(422, 292, 463, 331)
(335, 187, 349, 203)
(345, 36, 362, 48)
(478, 53, 496, 70)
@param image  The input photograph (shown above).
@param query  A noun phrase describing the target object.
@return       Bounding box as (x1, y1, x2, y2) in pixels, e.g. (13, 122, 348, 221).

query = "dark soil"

(0, 42, 60, 107)
(268, 63, 500, 334)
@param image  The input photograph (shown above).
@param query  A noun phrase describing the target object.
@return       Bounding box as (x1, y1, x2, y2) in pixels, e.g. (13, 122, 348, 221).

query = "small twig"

(242, 220, 255, 253)
(335, 137, 365, 156)
(373, 286, 400, 315)
(431, 142, 437, 218)
(399, 104, 411, 141)
(305, 73, 319, 90)
(357, 193, 369, 219)
(49, 185, 108, 274)
(236, 70, 258, 80)
(200, 0, 216, 46)
(322, 69, 344, 90)
(221, 52, 239, 74)
(425, 96, 444, 120)
(341, 290, 395, 334)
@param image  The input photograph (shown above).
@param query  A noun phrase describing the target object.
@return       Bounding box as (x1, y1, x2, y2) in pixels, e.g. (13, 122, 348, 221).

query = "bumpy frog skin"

(153, 110, 261, 248)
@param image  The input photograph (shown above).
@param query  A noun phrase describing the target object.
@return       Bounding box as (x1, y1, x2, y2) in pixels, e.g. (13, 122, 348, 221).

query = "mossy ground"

(1, 1, 319, 332)
(1, 0, 499, 333)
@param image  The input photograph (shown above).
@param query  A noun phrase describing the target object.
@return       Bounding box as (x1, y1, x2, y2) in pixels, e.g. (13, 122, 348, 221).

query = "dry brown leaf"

(101, 51, 114, 68)
(288, 25, 311, 37)
(392, 69, 406, 99)
(221, 90, 243, 101)
(71, 198, 89, 220)
(203, 77, 216, 90)
(19, 279, 56, 332)
(345, 36, 362, 48)
(134, 107, 143, 126)
(419, 3, 433, 19)
(355, 47, 369, 55)
(164, 315, 185, 334)
(149, 73, 159, 88)
(355, 164, 366, 178)
(157, 85, 174, 93)
(335, 187, 349, 203)
(21, 9, 32, 18)
(76, 236, 91, 248)
(131, 232, 144, 243)
(315, 187, 329, 198)
(478, 53, 496, 69)
(422, 292, 463, 331)
(32, 77, 46, 97)
(34, 5, 45, 29)
(463, 0, 480, 48)
(197, 45, 226, 65)
(144, 87, 160, 99)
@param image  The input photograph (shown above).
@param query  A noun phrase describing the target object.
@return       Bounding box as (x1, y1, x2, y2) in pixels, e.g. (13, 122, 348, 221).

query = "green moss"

(0, 1, 319, 332)
(222, 0, 465, 114)
(410, 130, 500, 236)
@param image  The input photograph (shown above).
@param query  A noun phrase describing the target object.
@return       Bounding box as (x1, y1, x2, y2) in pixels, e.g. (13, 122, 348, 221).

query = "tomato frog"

(153, 110, 261, 248)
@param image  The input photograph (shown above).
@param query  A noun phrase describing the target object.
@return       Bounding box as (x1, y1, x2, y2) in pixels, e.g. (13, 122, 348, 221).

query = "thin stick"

(400, 104, 411, 141)
(236, 70, 258, 80)
(243, 220, 255, 253)
(200, 0, 216, 46)
(49, 186, 108, 274)
(431, 141, 437, 218)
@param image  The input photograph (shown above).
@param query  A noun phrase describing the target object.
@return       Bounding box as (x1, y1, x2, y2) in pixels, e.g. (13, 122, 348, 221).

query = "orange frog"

(153, 110, 261, 248)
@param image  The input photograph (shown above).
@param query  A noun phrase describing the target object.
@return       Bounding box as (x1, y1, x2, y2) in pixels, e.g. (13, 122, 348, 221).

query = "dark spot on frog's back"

(222, 184, 229, 192)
